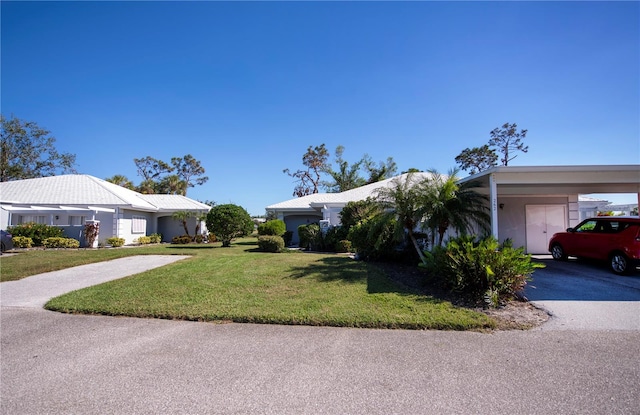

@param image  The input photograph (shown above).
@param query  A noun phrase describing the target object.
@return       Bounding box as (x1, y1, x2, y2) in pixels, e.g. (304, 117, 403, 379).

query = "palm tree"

(421, 168, 490, 247)
(105, 175, 134, 190)
(172, 211, 194, 237)
(158, 174, 187, 195)
(375, 172, 430, 264)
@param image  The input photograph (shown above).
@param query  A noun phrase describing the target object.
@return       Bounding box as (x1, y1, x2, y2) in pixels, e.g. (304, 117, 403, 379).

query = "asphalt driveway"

(526, 256, 640, 330)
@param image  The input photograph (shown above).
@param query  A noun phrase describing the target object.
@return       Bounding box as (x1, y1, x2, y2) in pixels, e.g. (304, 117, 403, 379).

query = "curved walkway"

(0, 255, 190, 308)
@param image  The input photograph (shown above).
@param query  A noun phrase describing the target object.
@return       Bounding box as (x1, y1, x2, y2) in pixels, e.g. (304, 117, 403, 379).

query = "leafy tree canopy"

(110, 154, 208, 195)
(455, 122, 529, 174)
(1, 115, 77, 181)
(283, 144, 330, 197)
(205, 204, 253, 247)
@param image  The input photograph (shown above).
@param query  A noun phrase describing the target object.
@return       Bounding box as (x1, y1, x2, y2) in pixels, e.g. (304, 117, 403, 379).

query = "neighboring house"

(267, 165, 640, 254)
(0, 175, 211, 246)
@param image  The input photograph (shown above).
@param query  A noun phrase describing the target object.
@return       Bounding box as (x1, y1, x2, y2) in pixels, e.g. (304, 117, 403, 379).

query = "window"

(69, 216, 85, 226)
(19, 215, 46, 224)
(132, 215, 146, 234)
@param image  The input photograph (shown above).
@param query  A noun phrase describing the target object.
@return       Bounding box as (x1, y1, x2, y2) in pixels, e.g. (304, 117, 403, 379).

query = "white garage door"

(525, 205, 567, 254)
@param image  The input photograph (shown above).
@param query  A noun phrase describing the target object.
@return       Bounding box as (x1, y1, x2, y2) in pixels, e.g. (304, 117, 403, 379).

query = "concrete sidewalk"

(0, 255, 190, 308)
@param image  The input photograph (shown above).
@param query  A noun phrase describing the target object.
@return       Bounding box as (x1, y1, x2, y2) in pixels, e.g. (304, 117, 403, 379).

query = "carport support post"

(490, 173, 499, 239)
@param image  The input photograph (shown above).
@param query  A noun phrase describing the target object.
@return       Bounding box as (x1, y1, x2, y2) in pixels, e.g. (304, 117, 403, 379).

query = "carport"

(459, 165, 640, 253)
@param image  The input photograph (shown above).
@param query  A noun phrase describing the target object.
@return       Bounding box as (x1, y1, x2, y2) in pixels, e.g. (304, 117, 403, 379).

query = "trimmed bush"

(335, 239, 352, 253)
(257, 235, 285, 253)
(149, 233, 162, 244)
(423, 236, 544, 307)
(194, 234, 205, 243)
(106, 237, 125, 247)
(172, 235, 192, 244)
(347, 215, 398, 261)
(136, 236, 152, 245)
(8, 223, 64, 246)
(12, 236, 33, 248)
(257, 219, 286, 236)
(43, 237, 80, 249)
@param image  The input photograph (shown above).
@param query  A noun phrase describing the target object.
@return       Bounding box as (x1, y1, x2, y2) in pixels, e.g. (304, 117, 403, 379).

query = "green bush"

(283, 231, 293, 247)
(257, 219, 286, 236)
(194, 234, 204, 243)
(324, 226, 349, 252)
(12, 236, 33, 248)
(43, 237, 80, 249)
(298, 223, 321, 250)
(149, 233, 162, 244)
(347, 215, 398, 261)
(172, 235, 192, 244)
(136, 236, 151, 245)
(106, 237, 125, 247)
(423, 236, 544, 307)
(257, 235, 285, 253)
(335, 239, 352, 253)
(206, 204, 254, 247)
(8, 223, 64, 246)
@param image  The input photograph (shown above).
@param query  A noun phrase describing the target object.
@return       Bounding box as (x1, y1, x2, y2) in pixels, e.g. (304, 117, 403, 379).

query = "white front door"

(525, 205, 567, 254)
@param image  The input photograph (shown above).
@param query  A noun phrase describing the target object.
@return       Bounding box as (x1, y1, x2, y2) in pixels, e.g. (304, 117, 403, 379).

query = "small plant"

(12, 236, 33, 248)
(149, 233, 162, 244)
(172, 235, 192, 244)
(43, 237, 80, 249)
(283, 230, 293, 246)
(257, 235, 285, 253)
(194, 234, 205, 243)
(106, 237, 125, 247)
(8, 223, 64, 246)
(298, 223, 321, 250)
(257, 219, 286, 236)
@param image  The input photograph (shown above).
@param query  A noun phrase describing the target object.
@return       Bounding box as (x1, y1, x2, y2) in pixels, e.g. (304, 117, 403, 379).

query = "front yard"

(1, 239, 499, 330)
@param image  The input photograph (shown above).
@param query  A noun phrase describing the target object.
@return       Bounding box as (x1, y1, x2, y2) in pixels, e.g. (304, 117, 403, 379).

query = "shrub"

(257, 235, 285, 253)
(172, 235, 192, 244)
(12, 236, 33, 248)
(347, 215, 398, 261)
(107, 237, 125, 247)
(43, 237, 80, 249)
(335, 239, 352, 253)
(283, 230, 293, 246)
(8, 223, 64, 246)
(298, 223, 321, 250)
(136, 236, 151, 245)
(149, 233, 162, 244)
(324, 226, 349, 252)
(257, 219, 286, 236)
(423, 236, 544, 307)
(194, 234, 204, 243)
(206, 204, 254, 247)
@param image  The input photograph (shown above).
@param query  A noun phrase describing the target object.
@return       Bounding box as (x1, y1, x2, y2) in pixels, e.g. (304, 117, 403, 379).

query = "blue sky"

(2, 1, 638, 215)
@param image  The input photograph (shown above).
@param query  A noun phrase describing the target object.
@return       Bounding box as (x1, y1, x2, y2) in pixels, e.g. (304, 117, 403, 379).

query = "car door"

(566, 219, 598, 258)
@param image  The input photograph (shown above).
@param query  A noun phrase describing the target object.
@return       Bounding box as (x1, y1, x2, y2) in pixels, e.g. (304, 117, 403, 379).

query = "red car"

(548, 216, 640, 275)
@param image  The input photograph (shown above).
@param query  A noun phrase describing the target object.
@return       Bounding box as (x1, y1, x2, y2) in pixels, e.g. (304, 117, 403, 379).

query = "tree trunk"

(408, 230, 427, 265)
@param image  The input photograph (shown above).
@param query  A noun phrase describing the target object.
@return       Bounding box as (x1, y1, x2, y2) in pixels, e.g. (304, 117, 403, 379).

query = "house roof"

(0, 175, 210, 212)
(267, 172, 434, 211)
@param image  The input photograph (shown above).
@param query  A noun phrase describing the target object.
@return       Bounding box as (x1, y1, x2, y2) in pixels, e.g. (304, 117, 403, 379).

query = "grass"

(2, 239, 495, 330)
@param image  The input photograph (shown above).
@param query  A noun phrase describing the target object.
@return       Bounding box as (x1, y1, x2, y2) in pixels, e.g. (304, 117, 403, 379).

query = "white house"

(0, 175, 211, 246)
(267, 165, 640, 254)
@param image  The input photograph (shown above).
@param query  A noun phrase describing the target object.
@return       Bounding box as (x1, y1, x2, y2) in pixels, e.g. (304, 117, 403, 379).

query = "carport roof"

(459, 165, 640, 196)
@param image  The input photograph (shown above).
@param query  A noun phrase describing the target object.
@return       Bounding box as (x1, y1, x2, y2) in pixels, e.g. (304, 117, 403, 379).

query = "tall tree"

(133, 156, 173, 181)
(323, 145, 365, 193)
(283, 144, 330, 197)
(105, 175, 135, 190)
(157, 174, 187, 195)
(136, 179, 158, 194)
(171, 154, 209, 195)
(362, 154, 397, 184)
(0, 115, 77, 181)
(488, 122, 528, 166)
(454, 145, 498, 174)
(375, 173, 430, 264)
(421, 169, 490, 247)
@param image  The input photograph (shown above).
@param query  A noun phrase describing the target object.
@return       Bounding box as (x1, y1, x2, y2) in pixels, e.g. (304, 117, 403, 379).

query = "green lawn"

(2, 239, 495, 330)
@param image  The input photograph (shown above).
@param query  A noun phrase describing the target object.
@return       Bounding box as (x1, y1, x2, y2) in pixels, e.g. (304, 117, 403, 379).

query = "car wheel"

(550, 244, 567, 261)
(610, 252, 629, 275)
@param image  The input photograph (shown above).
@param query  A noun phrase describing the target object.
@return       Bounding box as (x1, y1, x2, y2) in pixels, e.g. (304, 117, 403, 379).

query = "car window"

(575, 220, 597, 232)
